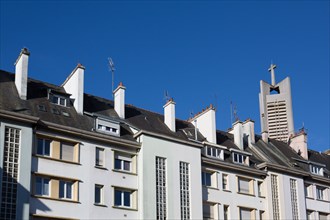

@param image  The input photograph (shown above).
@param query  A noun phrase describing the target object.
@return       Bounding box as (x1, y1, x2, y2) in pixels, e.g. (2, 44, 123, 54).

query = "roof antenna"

(163, 90, 171, 102)
(108, 57, 115, 97)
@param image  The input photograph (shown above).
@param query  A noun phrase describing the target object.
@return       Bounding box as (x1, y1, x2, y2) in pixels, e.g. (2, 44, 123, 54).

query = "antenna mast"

(108, 57, 115, 96)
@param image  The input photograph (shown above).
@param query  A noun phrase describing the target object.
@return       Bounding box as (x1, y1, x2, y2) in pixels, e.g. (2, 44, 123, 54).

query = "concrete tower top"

(268, 63, 277, 86)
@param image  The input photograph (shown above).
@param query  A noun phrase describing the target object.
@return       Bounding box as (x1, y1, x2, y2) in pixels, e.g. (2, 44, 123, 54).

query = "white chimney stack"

(262, 131, 269, 143)
(14, 48, 30, 100)
(289, 129, 308, 160)
(163, 98, 176, 132)
(242, 119, 255, 146)
(114, 82, 126, 119)
(229, 121, 244, 150)
(188, 104, 216, 144)
(62, 64, 85, 114)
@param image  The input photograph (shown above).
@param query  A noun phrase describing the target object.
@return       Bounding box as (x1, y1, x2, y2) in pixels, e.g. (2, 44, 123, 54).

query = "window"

(258, 181, 264, 197)
(95, 185, 104, 205)
(51, 94, 67, 106)
(203, 203, 215, 220)
(114, 189, 132, 207)
(223, 174, 229, 190)
(233, 152, 248, 165)
(35, 177, 50, 196)
(239, 207, 255, 220)
(224, 205, 229, 220)
(319, 212, 329, 220)
(205, 146, 222, 159)
(238, 177, 254, 195)
(60, 142, 74, 161)
(202, 171, 212, 187)
(95, 147, 105, 167)
(306, 210, 313, 220)
(96, 118, 120, 136)
(1, 127, 20, 220)
(290, 179, 299, 220)
(114, 153, 132, 172)
(271, 175, 280, 220)
(259, 211, 265, 220)
(37, 138, 51, 156)
(59, 180, 73, 199)
(98, 124, 118, 134)
(156, 157, 167, 220)
(305, 183, 313, 198)
(310, 165, 323, 175)
(180, 162, 190, 220)
(316, 186, 326, 200)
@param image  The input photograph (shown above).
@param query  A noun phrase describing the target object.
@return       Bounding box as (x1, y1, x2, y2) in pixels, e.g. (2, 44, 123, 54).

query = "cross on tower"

(268, 63, 277, 86)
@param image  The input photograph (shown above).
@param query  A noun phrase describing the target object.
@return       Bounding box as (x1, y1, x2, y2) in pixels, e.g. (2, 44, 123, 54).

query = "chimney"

(242, 119, 255, 146)
(62, 64, 85, 114)
(289, 128, 308, 160)
(14, 48, 30, 100)
(262, 131, 268, 143)
(114, 82, 126, 119)
(163, 98, 176, 132)
(229, 120, 244, 150)
(188, 104, 216, 144)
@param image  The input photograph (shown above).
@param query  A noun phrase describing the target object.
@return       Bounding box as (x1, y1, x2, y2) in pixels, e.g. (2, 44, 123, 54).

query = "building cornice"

(0, 109, 39, 124)
(257, 162, 309, 177)
(133, 130, 203, 149)
(202, 157, 267, 177)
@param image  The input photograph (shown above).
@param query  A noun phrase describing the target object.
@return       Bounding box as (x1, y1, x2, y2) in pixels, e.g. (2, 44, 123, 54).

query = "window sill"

(316, 198, 330, 203)
(237, 192, 255, 197)
(203, 185, 219, 190)
(223, 189, 231, 193)
(33, 154, 81, 165)
(94, 203, 107, 207)
(258, 195, 266, 198)
(306, 196, 314, 199)
(32, 195, 80, 203)
(112, 169, 137, 176)
(112, 206, 138, 211)
(95, 165, 108, 170)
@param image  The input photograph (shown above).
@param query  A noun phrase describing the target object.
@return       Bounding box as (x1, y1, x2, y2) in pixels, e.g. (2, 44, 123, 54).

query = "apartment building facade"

(0, 48, 329, 220)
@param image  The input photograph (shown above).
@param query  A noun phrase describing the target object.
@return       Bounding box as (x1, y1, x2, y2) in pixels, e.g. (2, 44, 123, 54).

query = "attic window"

(62, 111, 70, 117)
(52, 95, 67, 106)
(233, 152, 249, 165)
(38, 105, 46, 112)
(204, 146, 223, 160)
(51, 108, 60, 115)
(96, 118, 120, 137)
(310, 164, 323, 176)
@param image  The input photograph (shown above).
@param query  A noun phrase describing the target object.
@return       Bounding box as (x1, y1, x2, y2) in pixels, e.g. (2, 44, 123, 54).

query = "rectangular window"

(156, 157, 167, 220)
(233, 153, 248, 165)
(1, 127, 20, 220)
(259, 211, 265, 220)
(95, 147, 105, 167)
(258, 181, 264, 197)
(35, 177, 50, 196)
(316, 186, 325, 200)
(319, 212, 329, 220)
(59, 180, 73, 199)
(239, 207, 254, 220)
(60, 142, 74, 161)
(203, 203, 215, 220)
(37, 138, 51, 156)
(205, 146, 222, 159)
(238, 177, 253, 195)
(202, 171, 212, 187)
(271, 175, 280, 220)
(306, 210, 313, 220)
(114, 153, 132, 172)
(51, 94, 67, 106)
(223, 174, 229, 190)
(290, 179, 299, 220)
(114, 189, 132, 207)
(95, 184, 103, 205)
(180, 162, 190, 220)
(224, 205, 229, 220)
(310, 165, 322, 175)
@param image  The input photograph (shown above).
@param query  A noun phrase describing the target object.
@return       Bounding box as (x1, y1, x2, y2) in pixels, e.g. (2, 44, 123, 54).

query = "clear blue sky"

(1, 1, 329, 151)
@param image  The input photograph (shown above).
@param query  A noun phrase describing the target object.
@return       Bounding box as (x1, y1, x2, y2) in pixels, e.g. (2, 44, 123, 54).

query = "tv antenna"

(108, 57, 115, 96)
(230, 101, 239, 124)
(163, 90, 171, 102)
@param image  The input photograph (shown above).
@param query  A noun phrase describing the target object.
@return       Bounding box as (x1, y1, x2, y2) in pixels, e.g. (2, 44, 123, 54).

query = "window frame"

(202, 171, 212, 187)
(59, 180, 73, 200)
(222, 174, 229, 191)
(37, 138, 51, 157)
(237, 176, 254, 195)
(94, 184, 104, 205)
(114, 188, 133, 208)
(35, 176, 50, 197)
(95, 147, 105, 167)
(114, 152, 133, 173)
(232, 152, 248, 165)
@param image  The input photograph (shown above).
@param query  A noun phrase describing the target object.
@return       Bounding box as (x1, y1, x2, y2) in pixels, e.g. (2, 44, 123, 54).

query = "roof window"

(95, 118, 120, 137)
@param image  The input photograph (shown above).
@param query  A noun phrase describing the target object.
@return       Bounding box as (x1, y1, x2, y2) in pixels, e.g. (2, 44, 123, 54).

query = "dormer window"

(52, 95, 67, 106)
(232, 152, 249, 165)
(48, 90, 69, 107)
(204, 146, 224, 160)
(96, 118, 120, 137)
(310, 164, 323, 176)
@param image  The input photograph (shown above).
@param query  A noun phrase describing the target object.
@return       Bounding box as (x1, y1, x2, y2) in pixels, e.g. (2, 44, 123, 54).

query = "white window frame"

(237, 177, 254, 195)
(96, 118, 120, 136)
(60, 142, 75, 162)
(95, 147, 105, 167)
(180, 161, 190, 220)
(59, 180, 73, 200)
(239, 207, 255, 220)
(114, 153, 132, 172)
(224, 205, 229, 220)
(205, 146, 223, 159)
(37, 138, 51, 157)
(35, 176, 50, 196)
(233, 152, 248, 165)
(316, 186, 326, 201)
(114, 188, 132, 208)
(51, 94, 67, 106)
(290, 179, 299, 220)
(156, 157, 167, 219)
(223, 174, 229, 191)
(94, 184, 104, 205)
(202, 171, 212, 187)
(203, 202, 216, 220)
(304, 183, 313, 198)
(310, 164, 323, 176)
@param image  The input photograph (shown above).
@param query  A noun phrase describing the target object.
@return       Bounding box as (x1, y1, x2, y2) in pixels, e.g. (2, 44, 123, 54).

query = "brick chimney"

(114, 82, 126, 119)
(163, 98, 176, 132)
(188, 104, 216, 144)
(14, 48, 30, 100)
(62, 64, 85, 114)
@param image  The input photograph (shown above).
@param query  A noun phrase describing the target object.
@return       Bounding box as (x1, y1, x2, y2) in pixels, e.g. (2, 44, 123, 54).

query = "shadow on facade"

(0, 166, 50, 220)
